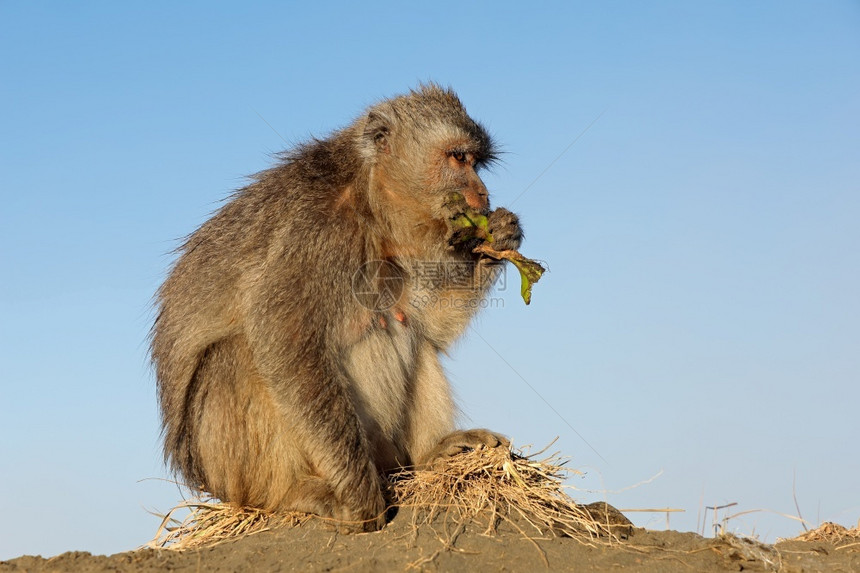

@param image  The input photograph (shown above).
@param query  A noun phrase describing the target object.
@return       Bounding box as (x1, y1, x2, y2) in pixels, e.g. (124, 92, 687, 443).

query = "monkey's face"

(362, 93, 497, 226)
(378, 130, 493, 221)
(440, 146, 490, 214)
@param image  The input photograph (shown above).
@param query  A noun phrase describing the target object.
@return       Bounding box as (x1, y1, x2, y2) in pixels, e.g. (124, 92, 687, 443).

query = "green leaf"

(510, 256, 546, 305)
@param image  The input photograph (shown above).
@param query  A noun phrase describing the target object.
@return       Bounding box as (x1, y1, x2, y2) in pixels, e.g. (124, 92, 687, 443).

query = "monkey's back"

(152, 138, 371, 484)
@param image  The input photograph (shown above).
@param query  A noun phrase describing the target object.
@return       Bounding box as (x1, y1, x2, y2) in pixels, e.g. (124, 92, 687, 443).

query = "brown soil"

(3, 509, 858, 572)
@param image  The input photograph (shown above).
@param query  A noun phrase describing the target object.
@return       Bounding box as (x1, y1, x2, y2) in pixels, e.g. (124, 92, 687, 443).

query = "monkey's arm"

(482, 207, 523, 253)
(448, 206, 524, 299)
(473, 206, 525, 292)
(411, 206, 524, 347)
(406, 344, 510, 468)
(417, 429, 510, 467)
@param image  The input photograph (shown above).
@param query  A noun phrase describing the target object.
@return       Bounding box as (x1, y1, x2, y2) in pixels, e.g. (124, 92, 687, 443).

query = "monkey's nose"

(463, 188, 489, 212)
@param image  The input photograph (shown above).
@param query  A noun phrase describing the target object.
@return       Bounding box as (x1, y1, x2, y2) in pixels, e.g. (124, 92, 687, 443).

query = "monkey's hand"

(418, 429, 511, 468)
(336, 466, 388, 533)
(485, 207, 523, 252)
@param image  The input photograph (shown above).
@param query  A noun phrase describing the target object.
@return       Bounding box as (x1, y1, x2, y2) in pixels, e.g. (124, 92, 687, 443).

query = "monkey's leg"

(190, 334, 385, 531)
(242, 314, 388, 531)
(190, 335, 315, 509)
(270, 364, 388, 532)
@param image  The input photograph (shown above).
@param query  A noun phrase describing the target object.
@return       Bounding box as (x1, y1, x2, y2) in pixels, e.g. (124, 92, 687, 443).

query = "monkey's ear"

(363, 111, 391, 154)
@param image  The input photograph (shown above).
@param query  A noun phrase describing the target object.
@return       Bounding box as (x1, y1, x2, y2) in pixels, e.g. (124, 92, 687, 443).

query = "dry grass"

(148, 499, 311, 550)
(149, 442, 618, 551)
(391, 443, 615, 541)
(792, 521, 860, 544)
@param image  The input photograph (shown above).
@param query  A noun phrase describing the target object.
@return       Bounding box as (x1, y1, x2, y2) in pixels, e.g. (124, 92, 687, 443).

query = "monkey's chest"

(343, 319, 418, 441)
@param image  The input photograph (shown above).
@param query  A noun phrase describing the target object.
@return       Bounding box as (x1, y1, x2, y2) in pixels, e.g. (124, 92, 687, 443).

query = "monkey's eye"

(451, 151, 468, 164)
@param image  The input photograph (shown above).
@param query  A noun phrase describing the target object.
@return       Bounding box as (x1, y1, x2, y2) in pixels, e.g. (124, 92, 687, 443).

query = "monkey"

(151, 84, 524, 532)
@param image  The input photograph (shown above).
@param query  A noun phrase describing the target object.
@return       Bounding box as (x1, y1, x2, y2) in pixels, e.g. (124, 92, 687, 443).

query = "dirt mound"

(4, 447, 858, 572)
(4, 514, 859, 572)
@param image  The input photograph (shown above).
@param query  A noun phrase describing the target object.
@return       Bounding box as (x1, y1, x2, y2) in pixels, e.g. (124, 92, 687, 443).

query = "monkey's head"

(358, 84, 498, 224)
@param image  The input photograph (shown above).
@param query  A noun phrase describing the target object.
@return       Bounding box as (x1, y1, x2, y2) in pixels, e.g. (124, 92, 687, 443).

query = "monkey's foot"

(334, 503, 388, 534)
(420, 428, 510, 467)
(333, 472, 389, 533)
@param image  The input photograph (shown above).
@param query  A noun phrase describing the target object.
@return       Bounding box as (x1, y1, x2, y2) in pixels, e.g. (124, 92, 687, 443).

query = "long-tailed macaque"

(152, 84, 523, 531)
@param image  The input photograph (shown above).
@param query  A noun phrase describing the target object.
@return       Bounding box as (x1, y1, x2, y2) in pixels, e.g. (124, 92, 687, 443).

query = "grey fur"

(151, 84, 522, 531)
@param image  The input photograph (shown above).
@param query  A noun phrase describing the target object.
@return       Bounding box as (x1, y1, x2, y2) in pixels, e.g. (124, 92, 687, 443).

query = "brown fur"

(151, 84, 523, 531)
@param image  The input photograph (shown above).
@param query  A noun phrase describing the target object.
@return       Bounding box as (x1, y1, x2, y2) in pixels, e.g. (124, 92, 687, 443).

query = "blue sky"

(1, 1, 858, 559)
